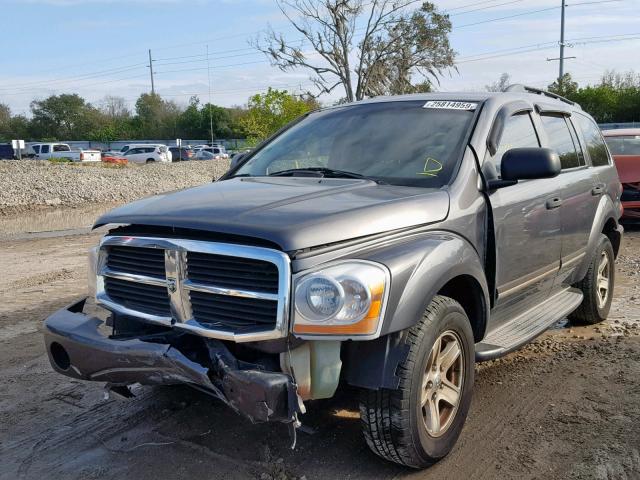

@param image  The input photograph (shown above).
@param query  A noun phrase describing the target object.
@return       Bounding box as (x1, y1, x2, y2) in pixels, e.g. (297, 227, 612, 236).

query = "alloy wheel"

(421, 330, 465, 437)
(596, 251, 611, 309)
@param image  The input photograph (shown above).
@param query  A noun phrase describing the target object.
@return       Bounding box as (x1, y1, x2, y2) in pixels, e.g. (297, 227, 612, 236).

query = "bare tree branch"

(252, 0, 455, 102)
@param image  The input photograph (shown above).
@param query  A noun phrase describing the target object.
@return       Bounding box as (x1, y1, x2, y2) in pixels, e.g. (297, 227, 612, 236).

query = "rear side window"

(576, 114, 611, 166)
(540, 115, 582, 169)
(40, 145, 50, 154)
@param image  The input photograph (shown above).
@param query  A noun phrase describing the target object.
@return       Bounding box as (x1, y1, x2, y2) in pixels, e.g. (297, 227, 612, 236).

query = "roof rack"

(505, 84, 576, 107)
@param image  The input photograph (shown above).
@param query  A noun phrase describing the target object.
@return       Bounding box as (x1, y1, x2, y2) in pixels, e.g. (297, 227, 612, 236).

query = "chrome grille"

(104, 277, 171, 317)
(96, 236, 291, 342)
(186, 252, 279, 293)
(189, 291, 279, 331)
(106, 246, 166, 278)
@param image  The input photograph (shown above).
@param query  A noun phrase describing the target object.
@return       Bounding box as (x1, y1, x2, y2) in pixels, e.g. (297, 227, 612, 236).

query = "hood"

(95, 177, 450, 251)
(612, 154, 640, 184)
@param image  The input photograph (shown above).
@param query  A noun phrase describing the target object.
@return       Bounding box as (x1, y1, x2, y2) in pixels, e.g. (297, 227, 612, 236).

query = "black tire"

(359, 295, 475, 468)
(146, 159, 155, 164)
(569, 234, 615, 325)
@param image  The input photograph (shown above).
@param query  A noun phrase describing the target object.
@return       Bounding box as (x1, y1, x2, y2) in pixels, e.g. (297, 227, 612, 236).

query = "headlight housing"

(292, 260, 390, 339)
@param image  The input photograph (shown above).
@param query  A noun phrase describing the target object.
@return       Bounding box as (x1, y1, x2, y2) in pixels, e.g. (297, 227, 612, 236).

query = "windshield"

(605, 135, 640, 156)
(233, 100, 476, 187)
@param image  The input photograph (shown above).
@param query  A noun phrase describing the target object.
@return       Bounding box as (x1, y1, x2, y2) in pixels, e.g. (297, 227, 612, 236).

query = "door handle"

(546, 197, 563, 210)
(591, 184, 605, 196)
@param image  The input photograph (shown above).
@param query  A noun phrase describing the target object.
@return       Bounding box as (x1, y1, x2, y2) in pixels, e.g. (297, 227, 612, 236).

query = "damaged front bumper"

(43, 299, 301, 424)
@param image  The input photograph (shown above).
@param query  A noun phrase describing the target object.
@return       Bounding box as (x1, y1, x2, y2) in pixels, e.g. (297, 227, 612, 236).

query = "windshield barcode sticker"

(423, 101, 477, 110)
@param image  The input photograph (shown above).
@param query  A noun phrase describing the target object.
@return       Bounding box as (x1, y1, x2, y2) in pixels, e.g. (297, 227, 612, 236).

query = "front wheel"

(569, 234, 615, 325)
(359, 295, 474, 468)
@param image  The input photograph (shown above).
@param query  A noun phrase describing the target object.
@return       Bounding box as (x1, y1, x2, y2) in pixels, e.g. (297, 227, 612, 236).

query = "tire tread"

(360, 295, 461, 468)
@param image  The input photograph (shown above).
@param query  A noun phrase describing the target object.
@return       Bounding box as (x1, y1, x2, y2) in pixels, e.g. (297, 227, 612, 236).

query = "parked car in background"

(30, 143, 101, 162)
(169, 147, 193, 161)
(194, 150, 220, 161)
(0, 143, 15, 159)
(603, 129, 640, 221)
(101, 155, 128, 166)
(199, 146, 228, 159)
(121, 145, 171, 164)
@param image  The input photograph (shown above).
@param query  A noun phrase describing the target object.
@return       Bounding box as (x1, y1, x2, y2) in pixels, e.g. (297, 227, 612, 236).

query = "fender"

(344, 231, 490, 389)
(574, 195, 620, 282)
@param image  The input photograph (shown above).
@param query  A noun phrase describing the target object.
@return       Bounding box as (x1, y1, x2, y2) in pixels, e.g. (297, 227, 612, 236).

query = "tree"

(30, 94, 101, 139)
(0, 103, 10, 127)
(134, 93, 182, 138)
(88, 124, 120, 148)
(486, 73, 511, 92)
(0, 103, 11, 140)
(239, 88, 314, 144)
(100, 95, 130, 119)
(254, 0, 454, 102)
(546, 71, 640, 123)
(548, 73, 578, 98)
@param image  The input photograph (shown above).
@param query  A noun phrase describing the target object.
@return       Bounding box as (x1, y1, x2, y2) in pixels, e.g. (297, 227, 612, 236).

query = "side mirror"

(488, 148, 560, 189)
(229, 153, 245, 170)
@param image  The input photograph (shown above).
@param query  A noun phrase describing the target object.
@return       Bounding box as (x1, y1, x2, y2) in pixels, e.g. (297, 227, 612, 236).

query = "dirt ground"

(0, 212, 639, 480)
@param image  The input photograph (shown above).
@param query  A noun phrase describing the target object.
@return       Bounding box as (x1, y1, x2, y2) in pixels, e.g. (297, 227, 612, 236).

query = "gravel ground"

(0, 160, 230, 215)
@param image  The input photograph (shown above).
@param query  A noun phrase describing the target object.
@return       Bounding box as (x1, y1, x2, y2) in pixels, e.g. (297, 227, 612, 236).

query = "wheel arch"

(602, 216, 621, 258)
(436, 274, 487, 343)
(344, 232, 490, 390)
(575, 195, 622, 281)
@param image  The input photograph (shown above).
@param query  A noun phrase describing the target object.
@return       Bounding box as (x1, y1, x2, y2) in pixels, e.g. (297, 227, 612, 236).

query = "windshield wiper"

(269, 167, 385, 184)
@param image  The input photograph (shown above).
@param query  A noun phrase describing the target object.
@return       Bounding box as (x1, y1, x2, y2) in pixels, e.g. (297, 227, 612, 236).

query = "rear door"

(485, 109, 562, 319)
(537, 113, 598, 285)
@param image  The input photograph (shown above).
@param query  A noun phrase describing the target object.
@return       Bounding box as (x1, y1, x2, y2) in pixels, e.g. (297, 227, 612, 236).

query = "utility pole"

(206, 44, 214, 145)
(559, 0, 566, 86)
(148, 49, 155, 95)
(546, 1, 575, 90)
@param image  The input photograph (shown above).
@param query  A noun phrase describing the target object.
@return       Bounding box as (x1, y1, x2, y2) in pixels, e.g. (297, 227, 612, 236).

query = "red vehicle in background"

(603, 128, 640, 222)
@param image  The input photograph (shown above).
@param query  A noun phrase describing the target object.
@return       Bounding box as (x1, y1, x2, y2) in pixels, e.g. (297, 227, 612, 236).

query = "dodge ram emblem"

(167, 278, 177, 293)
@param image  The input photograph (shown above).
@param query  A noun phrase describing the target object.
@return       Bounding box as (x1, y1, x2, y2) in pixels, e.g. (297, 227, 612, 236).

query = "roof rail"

(505, 84, 576, 107)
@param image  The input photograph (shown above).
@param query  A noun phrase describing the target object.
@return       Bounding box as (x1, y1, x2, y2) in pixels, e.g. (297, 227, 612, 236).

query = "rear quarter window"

(576, 114, 611, 166)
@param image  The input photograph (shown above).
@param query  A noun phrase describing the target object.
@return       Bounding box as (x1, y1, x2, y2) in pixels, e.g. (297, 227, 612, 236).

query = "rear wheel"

(360, 295, 474, 468)
(569, 234, 615, 325)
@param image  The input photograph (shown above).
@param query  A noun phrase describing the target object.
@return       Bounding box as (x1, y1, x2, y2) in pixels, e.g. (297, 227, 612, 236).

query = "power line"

(455, 0, 622, 28)
(448, 0, 527, 16)
(0, 63, 147, 92)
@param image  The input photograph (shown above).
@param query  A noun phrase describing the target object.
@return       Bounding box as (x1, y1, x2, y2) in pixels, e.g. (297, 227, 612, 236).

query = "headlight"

(292, 261, 389, 338)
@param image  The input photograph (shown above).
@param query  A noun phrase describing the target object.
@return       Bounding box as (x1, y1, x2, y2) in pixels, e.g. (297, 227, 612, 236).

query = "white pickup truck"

(30, 143, 101, 162)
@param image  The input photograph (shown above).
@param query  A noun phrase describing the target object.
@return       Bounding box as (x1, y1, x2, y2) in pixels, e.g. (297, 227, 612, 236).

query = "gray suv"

(43, 86, 623, 469)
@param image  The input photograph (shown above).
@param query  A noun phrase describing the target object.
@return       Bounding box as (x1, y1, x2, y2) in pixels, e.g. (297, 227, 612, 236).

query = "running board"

(475, 287, 583, 361)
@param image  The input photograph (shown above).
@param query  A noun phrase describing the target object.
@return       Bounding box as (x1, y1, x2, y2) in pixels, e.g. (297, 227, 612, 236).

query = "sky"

(1, 0, 639, 115)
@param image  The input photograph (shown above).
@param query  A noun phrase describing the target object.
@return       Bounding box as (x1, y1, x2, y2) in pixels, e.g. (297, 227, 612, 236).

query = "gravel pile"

(0, 160, 230, 215)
